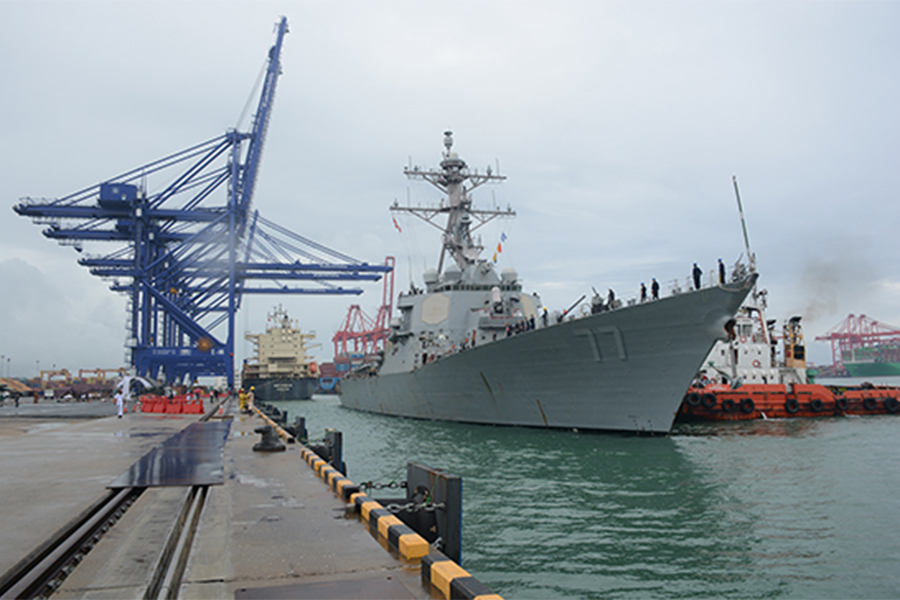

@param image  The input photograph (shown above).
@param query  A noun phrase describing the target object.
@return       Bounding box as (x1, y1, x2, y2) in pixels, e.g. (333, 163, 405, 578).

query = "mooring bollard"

(284, 416, 307, 444)
(309, 429, 346, 475)
(252, 425, 285, 452)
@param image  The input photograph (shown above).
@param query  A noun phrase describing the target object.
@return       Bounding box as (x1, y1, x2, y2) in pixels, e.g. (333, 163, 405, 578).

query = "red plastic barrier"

(140, 395, 160, 413)
(183, 400, 204, 414)
(137, 394, 209, 414)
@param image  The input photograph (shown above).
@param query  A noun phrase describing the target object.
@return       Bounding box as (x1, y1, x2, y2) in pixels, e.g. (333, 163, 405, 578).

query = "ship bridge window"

(438, 283, 521, 292)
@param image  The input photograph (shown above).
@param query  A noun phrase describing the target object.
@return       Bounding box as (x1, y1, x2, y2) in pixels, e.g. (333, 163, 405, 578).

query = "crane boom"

(239, 16, 289, 212)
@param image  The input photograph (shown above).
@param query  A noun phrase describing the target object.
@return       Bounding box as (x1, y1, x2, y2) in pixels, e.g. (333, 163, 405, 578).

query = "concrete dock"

(0, 399, 499, 599)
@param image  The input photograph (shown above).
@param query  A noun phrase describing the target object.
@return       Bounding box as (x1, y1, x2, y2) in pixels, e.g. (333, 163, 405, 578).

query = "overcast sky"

(1, 1, 898, 377)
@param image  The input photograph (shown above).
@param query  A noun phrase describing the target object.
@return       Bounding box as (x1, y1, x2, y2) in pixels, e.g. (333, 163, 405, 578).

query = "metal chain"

(384, 501, 446, 514)
(360, 480, 408, 491)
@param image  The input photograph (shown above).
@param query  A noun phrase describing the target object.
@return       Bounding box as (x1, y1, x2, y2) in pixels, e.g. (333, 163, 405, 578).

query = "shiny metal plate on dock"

(108, 421, 231, 488)
(234, 575, 417, 599)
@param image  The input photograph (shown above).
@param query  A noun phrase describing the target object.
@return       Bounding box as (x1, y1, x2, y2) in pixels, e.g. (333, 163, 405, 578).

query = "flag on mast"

(493, 232, 508, 263)
(392, 216, 402, 233)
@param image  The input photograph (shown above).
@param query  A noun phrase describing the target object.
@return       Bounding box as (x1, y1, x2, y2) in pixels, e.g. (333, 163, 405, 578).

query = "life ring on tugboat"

(740, 336, 747, 344)
(740, 398, 755, 414)
(721, 399, 736, 413)
(884, 397, 900, 413)
(685, 392, 701, 407)
(701, 393, 717, 409)
(835, 397, 850, 411)
(863, 397, 878, 411)
(809, 399, 824, 412)
(752, 359, 761, 368)
(785, 398, 800, 414)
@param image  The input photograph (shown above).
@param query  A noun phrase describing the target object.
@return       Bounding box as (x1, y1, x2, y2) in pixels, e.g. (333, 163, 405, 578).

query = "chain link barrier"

(384, 501, 446, 514)
(360, 480, 408, 491)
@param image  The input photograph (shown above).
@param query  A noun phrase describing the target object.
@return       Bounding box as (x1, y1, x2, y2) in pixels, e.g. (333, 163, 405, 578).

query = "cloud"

(2, 1, 900, 375)
(0, 258, 126, 376)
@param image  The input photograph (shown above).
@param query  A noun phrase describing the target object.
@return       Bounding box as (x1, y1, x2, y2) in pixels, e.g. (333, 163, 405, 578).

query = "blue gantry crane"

(14, 17, 389, 387)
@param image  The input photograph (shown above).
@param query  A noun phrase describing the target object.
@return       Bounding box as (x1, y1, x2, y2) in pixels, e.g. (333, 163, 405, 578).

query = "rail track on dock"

(0, 486, 144, 599)
(0, 399, 227, 600)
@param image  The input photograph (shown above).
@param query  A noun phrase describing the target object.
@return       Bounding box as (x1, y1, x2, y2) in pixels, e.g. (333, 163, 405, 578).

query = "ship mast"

(394, 131, 514, 273)
(732, 175, 756, 273)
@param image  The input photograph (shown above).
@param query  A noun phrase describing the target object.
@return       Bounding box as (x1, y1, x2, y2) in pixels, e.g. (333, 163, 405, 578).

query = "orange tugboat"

(678, 177, 899, 422)
(676, 295, 900, 422)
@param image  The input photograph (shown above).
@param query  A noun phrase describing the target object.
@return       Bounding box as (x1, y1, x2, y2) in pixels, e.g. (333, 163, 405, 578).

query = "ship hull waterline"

(340, 277, 756, 434)
(844, 362, 900, 378)
(247, 377, 317, 402)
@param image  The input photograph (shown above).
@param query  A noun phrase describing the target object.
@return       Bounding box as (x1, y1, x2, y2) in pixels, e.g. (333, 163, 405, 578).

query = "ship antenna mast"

(732, 175, 756, 273)
(394, 131, 513, 273)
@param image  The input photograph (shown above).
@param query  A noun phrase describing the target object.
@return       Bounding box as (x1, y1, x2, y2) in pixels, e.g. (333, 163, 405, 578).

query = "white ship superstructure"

(243, 305, 320, 400)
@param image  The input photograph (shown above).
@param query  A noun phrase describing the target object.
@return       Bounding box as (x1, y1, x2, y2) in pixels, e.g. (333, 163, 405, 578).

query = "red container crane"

(332, 257, 395, 358)
(815, 313, 900, 367)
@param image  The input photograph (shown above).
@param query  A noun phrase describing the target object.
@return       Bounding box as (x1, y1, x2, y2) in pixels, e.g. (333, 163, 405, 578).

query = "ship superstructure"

(697, 289, 807, 387)
(339, 133, 756, 434)
(243, 305, 320, 401)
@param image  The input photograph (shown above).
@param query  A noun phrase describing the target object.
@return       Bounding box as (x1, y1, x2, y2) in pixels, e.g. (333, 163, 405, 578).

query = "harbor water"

(269, 396, 900, 599)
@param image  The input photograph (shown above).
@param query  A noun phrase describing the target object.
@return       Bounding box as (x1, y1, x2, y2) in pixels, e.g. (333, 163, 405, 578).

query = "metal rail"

(0, 395, 231, 599)
(141, 396, 225, 598)
(0, 486, 144, 600)
(143, 485, 209, 600)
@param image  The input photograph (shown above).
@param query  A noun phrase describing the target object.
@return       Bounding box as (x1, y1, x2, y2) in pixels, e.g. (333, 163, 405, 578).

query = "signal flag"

(392, 216, 402, 233)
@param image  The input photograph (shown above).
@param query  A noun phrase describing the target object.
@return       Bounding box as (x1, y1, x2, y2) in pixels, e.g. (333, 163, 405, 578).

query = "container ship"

(242, 305, 319, 401)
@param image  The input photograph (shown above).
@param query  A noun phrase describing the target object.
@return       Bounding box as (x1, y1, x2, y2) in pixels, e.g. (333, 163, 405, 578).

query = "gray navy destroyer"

(339, 132, 756, 433)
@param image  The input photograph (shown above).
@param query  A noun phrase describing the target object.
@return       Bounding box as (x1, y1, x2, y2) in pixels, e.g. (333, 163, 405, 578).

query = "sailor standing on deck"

(692, 263, 702, 290)
(718, 258, 726, 284)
